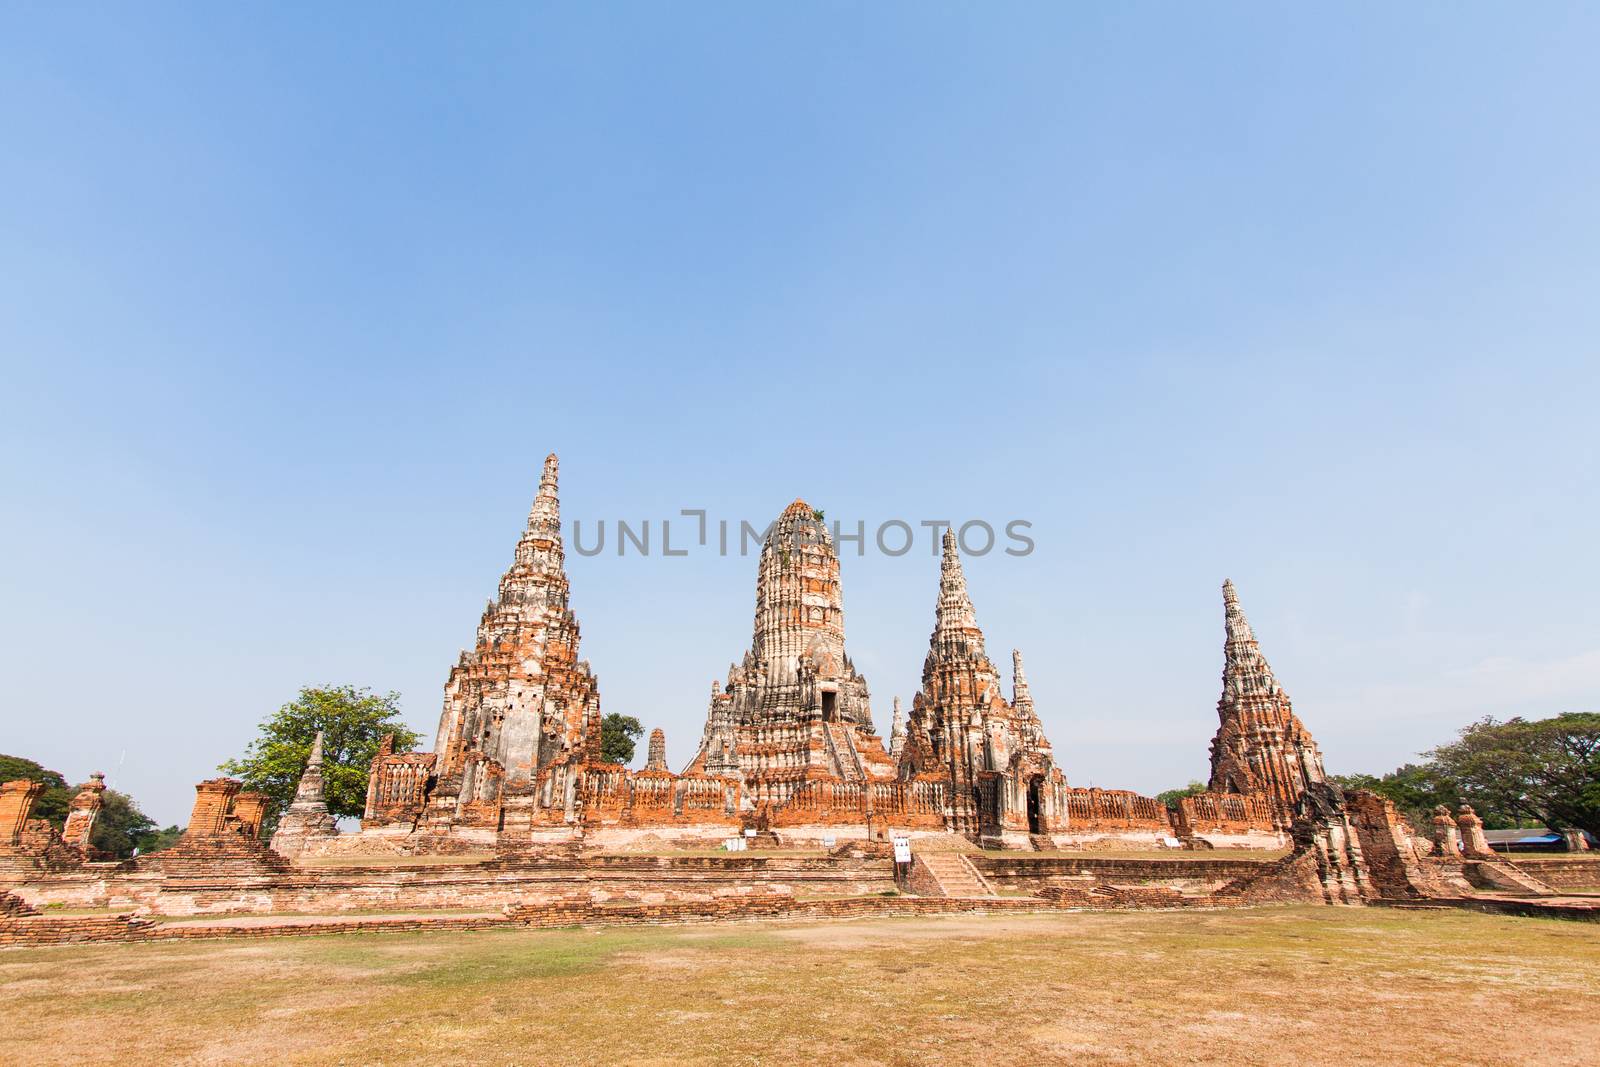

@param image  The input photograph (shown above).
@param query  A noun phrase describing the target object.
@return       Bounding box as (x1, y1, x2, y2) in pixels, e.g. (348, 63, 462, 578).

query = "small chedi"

(7, 450, 1583, 945)
(268, 732, 338, 858)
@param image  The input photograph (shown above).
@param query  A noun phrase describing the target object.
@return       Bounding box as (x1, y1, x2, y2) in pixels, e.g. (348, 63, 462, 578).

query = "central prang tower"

(689, 500, 896, 808)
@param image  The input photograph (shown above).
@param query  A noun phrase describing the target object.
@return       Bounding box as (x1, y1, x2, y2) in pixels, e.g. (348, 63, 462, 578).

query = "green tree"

(88, 789, 159, 859)
(1156, 780, 1207, 808)
(220, 685, 419, 835)
(1330, 764, 1466, 831)
(135, 824, 184, 855)
(0, 754, 72, 827)
(1427, 713, 1600, 839)
(600, 713, 644, 765)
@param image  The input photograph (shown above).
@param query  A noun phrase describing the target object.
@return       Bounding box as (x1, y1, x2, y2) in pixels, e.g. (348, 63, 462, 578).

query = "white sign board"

(743, 829, 757, 837)
(892, 838, 912, 864)
(822, 836, 836, 848)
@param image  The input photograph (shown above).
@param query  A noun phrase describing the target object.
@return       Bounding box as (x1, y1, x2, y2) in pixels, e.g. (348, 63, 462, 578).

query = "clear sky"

(3, 4, 1597, 826)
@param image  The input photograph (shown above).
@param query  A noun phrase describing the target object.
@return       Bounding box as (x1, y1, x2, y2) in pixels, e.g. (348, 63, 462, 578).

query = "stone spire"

(930, 530, 984, 658)
(431, 451, 603, 792)
(514, 453, 564, 568)
(644, 728, 668, 772)
(1011, 650, 1033, 716)
(294, 731, 327, 804)
(528, 453, 560, 537)
(1220, 578, 1283, 702)
(900, 531, 1061, 841)
(270, 730, 339, 857)
(1207, 579, 1326, 824)
(889, 696, 906, 760)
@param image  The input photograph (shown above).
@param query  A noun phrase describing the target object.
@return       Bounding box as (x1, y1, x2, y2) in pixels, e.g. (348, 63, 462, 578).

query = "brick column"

(187, 778, 243, 837)
(60, 773, 107, 848)
(0, 780, 43, 845)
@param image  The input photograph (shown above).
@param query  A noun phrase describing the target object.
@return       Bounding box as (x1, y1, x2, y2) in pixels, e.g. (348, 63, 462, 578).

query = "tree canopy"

(220, 685, 420, 834)
(1332, 712, 1599, 839)
(1426, 713, 1600, 840)
(1156, 780, 1207, 808)
(600, 713, 644, 765)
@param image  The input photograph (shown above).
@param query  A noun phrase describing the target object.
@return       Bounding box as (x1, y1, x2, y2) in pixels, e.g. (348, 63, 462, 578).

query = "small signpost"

(822, 835, 836, 848)
(892, 837, 911, 864)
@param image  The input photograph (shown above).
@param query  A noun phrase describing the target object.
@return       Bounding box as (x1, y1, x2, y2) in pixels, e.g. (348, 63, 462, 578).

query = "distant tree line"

(1331, 712, 1599, 839)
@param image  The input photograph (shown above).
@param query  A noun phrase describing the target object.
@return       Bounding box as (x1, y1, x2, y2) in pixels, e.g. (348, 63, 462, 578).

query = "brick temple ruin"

(344, 460, 1282, 854)
(5, 453, 1597, 944)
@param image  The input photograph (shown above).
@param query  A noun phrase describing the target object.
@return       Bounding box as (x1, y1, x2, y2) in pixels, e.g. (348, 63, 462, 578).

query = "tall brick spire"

(1208, 579, 1326, 824)
(527, 453, 560, 537)
(752, 499, 844, 670)
(644, 728, 668, 772)
(1221, 578, 1281, 699)
(432, 452, 602, 791)
(689, 497, 895, 794)
(929, 529, 985, 661)
(900, 534, 1061, 841)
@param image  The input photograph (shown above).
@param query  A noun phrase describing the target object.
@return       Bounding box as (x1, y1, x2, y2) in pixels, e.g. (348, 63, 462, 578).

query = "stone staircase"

(1464, 858, 1559, 896)
(913, 852, 997, 898)
(823, 723, 866, 780)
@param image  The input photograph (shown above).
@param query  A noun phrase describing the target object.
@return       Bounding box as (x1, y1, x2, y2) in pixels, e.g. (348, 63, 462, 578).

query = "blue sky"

(3, 5, 1597, 825)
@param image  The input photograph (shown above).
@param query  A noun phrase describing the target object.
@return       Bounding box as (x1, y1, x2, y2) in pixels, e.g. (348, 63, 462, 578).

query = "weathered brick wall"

(1503, 856, 1600, 889)
(6, 852, 899, 918)
(187, 779, 243, 837)
(976, 854, 1277, 895)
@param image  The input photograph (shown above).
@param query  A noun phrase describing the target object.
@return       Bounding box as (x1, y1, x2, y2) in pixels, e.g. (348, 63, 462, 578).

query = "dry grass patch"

(2, 906, 1597, 1066)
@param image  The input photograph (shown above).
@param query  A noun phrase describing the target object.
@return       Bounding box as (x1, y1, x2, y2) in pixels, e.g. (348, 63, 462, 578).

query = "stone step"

(917, 853, 997, 898)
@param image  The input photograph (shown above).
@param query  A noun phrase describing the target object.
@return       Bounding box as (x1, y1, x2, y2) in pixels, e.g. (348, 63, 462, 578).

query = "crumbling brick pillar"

(232, 792, 269, 838)
(0, 780, 43, 845)
(1430, 805, 1462, 860)
(60, 773, 108, 849)
(1455, 805, 1495, 859)
(188, 778, 243, 837)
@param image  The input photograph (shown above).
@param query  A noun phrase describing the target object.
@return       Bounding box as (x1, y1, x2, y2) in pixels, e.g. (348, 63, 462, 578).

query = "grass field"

(3, 906, 1597, 1066)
